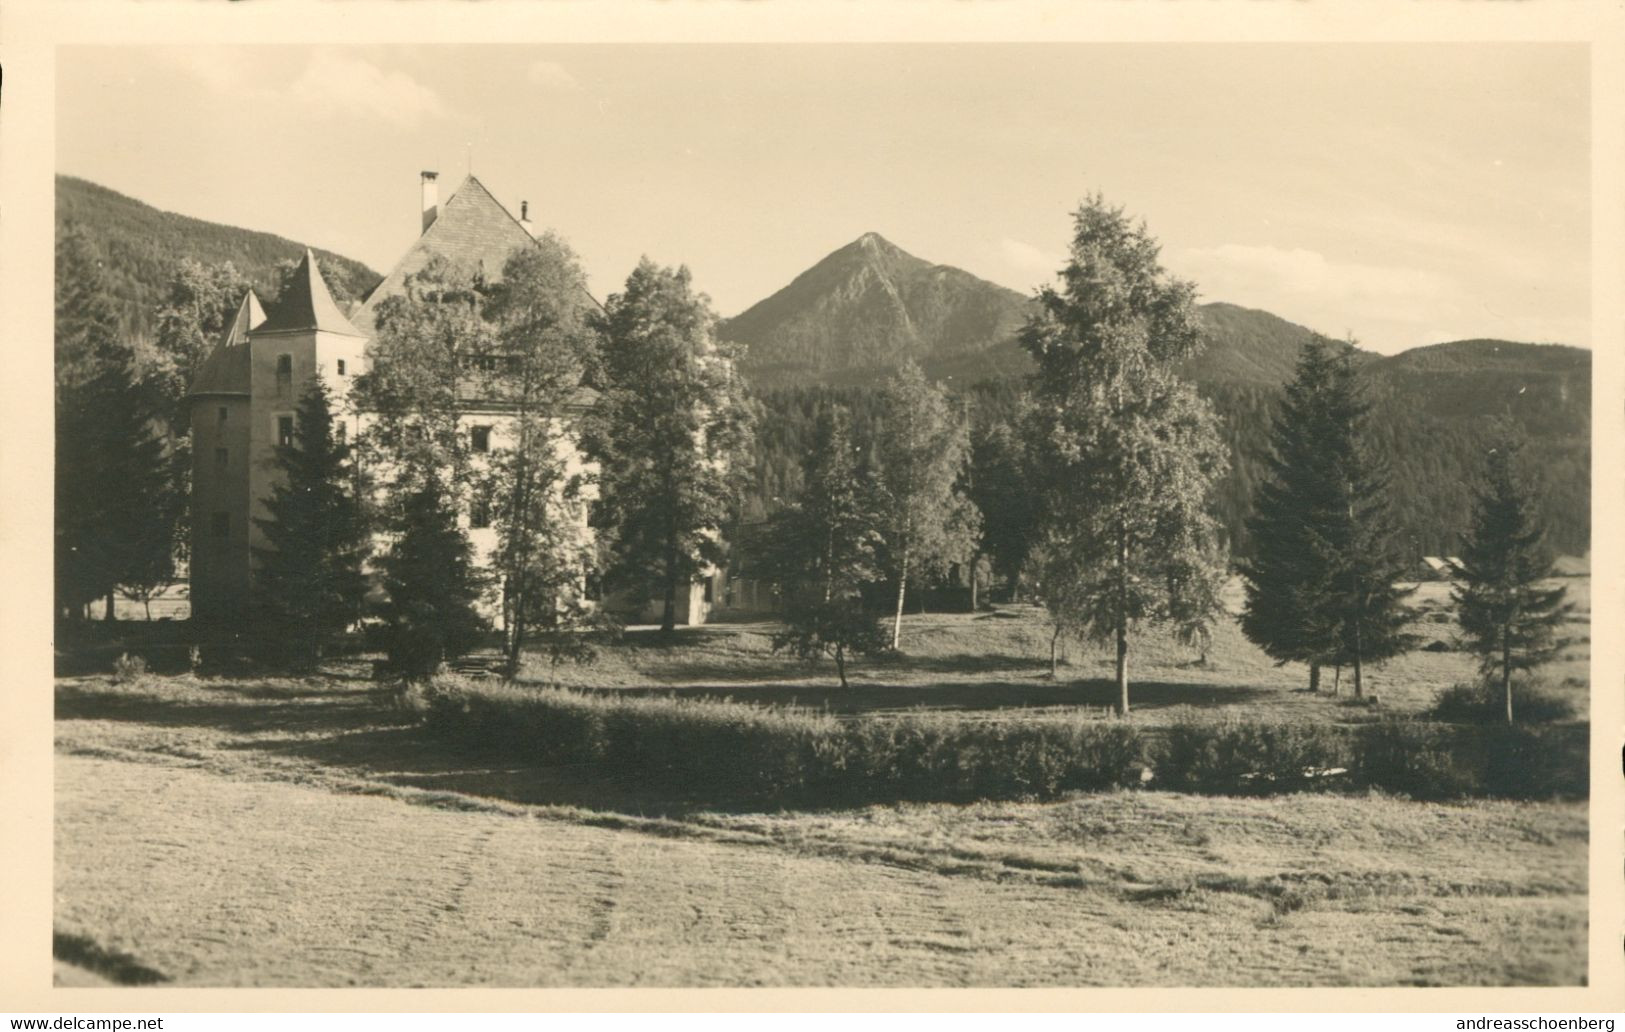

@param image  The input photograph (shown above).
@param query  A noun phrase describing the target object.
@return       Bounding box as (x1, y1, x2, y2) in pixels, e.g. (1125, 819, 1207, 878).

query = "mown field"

(53, 577, 1591, 987)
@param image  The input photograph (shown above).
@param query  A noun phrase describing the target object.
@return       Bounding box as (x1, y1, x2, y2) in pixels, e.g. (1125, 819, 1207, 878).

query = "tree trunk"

(143, 599, 153, 622)
(970, 561, 979, 612)
(661, 529, 679, 637)
(1049, 624, 1061, 680)
(1115, 526, 1129, 716)
(835, 642, 848, 689)
(104, 591, 115, 622)
(1115, 620, 1129, 716)
(1309, 663, 1321, 693)
(1352, 620, 1364, 699)
(1503, 628, 1514, 724)
(891, 548, 909, 650)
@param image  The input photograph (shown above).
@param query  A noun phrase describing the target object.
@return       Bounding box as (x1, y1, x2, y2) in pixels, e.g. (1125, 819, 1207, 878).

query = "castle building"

(187, 172, 720, 632)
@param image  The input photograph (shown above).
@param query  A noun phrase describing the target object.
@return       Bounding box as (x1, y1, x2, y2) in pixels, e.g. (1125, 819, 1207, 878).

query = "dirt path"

(55, 753, 1585, 987)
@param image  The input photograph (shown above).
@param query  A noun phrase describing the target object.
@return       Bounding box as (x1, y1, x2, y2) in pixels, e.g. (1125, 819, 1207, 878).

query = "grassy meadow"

(52, 573, 1591, 987)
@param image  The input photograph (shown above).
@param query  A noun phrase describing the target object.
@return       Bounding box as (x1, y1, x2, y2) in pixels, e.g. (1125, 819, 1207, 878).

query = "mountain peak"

(720, 235, 1030, 387)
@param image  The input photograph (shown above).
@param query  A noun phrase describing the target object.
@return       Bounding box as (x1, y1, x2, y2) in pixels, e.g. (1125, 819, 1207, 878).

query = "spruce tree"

(1019, 195, 1229, 715)
(1312, 344, 1416, 696)
(765, 405, 887, 687)
(251, 378, 369, 666)
(55, 225, 180, 622)
(1452, 437, 1571, 723)
(1240, 337, 1342, 690)
(380, 474, 489, 680)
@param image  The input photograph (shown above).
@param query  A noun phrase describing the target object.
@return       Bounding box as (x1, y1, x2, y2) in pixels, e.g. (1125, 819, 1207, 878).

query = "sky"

(56, 44, 1590, 354)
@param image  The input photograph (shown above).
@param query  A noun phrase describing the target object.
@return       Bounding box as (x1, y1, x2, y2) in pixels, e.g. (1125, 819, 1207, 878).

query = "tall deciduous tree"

(359, 256, 490, 490)
(481, 239, 603, 668)
(763, 405, 887, 687)
(587, 259, 753, 635)
(1452, 437, 1571, 723)
(1020, 196, 1228, 715)
(149, 257, 255, 415)
(874, 360, 979, 649)
(379, 473, 489, 680)
(251, 378, 369, 666)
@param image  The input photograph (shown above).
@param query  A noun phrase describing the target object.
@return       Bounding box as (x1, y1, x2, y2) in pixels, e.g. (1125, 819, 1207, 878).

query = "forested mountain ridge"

(56, 175, 382, 343)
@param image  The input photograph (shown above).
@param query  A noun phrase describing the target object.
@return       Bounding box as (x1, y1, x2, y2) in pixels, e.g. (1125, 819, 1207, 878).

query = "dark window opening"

(277, 415, 295, 448)
(336, 359, 347, 376)
(217, 406, 228, 425)
(214, 447, 228, 470)
(276, 354, 293, 375)
(471, 425, 492, 453)
(210, 512, 230, 538)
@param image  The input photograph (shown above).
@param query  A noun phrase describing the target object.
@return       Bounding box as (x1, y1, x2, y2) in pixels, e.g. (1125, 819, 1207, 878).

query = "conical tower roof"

(221, 289, 267, 347)
(189, 288, 267, 396)
(257, 249, 364, 336)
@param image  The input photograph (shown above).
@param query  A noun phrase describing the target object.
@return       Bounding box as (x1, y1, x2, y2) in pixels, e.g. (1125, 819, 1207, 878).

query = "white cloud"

(1175, 243, 1450, 303)
(998, 237, 1063, 277)
(288, 53, 449, 129)
(167, 50, 449, 130)
(169, 50, 244, 93)
(526, 60, 580, 92)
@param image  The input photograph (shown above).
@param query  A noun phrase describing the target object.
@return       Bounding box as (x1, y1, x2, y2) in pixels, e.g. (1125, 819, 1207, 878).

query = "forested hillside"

(56, 175, 382, 343)
(743, 342, 1591, 563)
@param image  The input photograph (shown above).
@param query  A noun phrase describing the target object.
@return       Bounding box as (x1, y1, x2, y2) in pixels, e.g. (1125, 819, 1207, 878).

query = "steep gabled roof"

(188, 289, 266, 396)
(352, 174, 599, 337)
(257, 249, 365, 337)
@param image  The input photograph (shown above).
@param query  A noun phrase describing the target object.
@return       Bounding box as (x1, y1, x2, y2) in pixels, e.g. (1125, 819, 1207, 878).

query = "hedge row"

(410, 677, 1587, 805)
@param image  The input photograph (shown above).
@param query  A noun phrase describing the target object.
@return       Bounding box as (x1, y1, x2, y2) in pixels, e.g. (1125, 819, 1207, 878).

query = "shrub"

(1154, 718, 1348, 794)
(112, 652, 147, 683)
(413, 678, 1144, 805)
(1428, 678, 1575, 725)
(409, 680, 1585, 805)
(1354, 719, 1479, 799)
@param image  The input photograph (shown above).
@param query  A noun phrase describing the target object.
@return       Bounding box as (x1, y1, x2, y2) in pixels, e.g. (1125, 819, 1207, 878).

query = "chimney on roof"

(520, 200, 535, 237)
(421, 171, 439, 234)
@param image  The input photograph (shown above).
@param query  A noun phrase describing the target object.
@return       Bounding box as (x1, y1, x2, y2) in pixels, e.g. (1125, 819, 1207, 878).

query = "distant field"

(534, 576, 1590, 724)
(52, 577, 1590, 987)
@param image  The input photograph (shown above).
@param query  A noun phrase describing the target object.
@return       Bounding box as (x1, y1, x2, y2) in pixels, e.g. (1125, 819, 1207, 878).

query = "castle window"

(336, 359, 347, 376)
(276, 354, 293, 375)
(277, 415, 295, 448)
(211, 512, 230, 538)
(471, 425, 492, 453)
(217, 406, 228, 426)
(214, 447, 228, 470)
